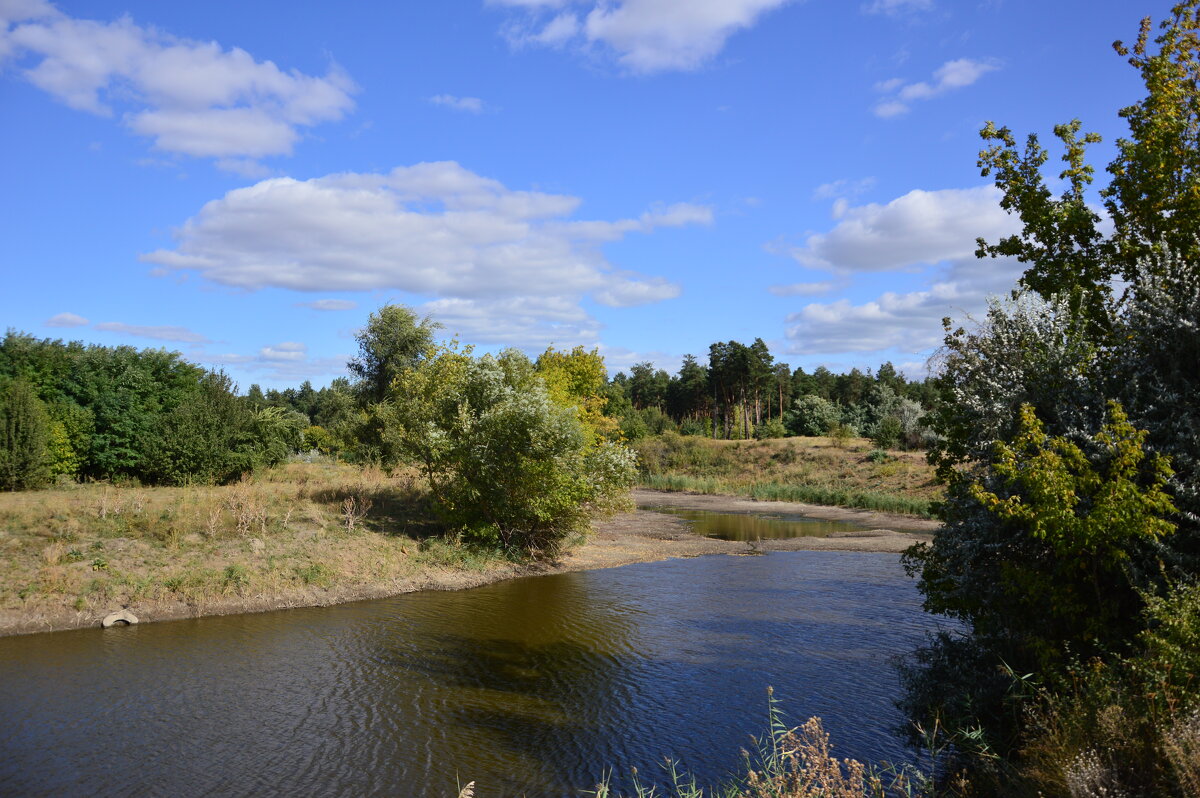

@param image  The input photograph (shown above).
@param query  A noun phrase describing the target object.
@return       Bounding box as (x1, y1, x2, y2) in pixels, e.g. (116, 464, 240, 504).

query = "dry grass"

(0, 462, 506, 628)
(632, 435, 942, 517)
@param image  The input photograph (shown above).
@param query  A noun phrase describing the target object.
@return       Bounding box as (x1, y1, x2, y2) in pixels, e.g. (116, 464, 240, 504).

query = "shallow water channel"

(643, 506, 867, 540)
(1, 547, 943, 797)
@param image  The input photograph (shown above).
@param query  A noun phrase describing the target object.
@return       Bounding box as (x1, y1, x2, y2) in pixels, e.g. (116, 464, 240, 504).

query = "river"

(0, 548, 943, 797)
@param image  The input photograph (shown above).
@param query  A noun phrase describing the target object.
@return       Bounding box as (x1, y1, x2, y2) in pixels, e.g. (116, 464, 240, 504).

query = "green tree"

(0, 379, 51, 490)
(348, 304, 441, 404)
(384, 347, 636, 555)
(976, 1, 1200, 329)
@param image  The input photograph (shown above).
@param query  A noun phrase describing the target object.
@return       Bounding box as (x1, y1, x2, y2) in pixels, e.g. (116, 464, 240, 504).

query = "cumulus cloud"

(781, 186, 1023, 356)
(142, 161, 708, 348)
(93, 321, 210, 343)
(873, 58, 998, 117)
(45, 311, 88, 327)
(790, 185, 1013, 273)
(420, 296, 601, 349)
(0, 2, 356, 167)
(428, 94, 485, 113)
(297, 299, 357, 311)
(495, 0, 796, 73)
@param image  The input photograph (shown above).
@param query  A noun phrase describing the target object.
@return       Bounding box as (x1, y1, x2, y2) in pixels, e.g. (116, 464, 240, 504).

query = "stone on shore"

(101, 609, 139, 628)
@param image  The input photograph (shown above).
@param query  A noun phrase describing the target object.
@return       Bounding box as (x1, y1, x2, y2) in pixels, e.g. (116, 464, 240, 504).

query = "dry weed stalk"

(342, 496, 373, 531)
(740, 717, 881, 798)
(224, 479, 268, 536)
(1163, 709, 1200, 796)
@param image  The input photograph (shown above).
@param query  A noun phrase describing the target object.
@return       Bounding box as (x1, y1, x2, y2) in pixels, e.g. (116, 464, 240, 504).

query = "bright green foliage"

(302, 425, 335, 454)
(348, 305, 440, 404)
(535, 345, 619, 442)
(45, 418, 78, 477)
(0, 379, 51, 490)
(972, 403, 1175, 562)
(906, 403, 1178, 753)
(385, 346, 636, 555)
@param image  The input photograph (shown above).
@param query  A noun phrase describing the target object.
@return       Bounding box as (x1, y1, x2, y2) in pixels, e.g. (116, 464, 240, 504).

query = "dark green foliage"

(348, 304, 439, 404)
(870, 416, 902, 450)
(753, 418, 787, 440)
(0, 379, 51, 490)
(0, 331, 303, 486)
(141, 370, 259, 485)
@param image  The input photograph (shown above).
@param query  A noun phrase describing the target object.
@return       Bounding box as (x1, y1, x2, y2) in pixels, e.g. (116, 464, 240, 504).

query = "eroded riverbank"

(0, 488, 937, 637)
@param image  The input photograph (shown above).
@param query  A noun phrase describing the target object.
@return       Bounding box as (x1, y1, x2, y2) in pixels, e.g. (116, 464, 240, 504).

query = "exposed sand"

(0, 488, 937, 637)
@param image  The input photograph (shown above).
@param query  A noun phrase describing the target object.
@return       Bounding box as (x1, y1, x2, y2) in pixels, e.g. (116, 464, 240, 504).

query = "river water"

(0, 550, 942, 797)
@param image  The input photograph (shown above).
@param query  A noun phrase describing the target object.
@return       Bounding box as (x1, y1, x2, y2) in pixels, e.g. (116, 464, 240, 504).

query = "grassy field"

(0, 462, 517, 632)
(631, 433, 943, 518)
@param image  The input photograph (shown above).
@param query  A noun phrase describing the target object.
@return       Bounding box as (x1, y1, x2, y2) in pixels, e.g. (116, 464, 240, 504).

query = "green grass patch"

(640, 473, 934, 518)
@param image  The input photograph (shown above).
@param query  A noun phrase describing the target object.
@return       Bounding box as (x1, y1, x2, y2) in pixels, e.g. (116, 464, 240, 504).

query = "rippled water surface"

(0, 551, 943, 797)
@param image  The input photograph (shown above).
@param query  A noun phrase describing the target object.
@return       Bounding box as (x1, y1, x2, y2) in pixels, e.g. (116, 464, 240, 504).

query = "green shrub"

(386, 346, 637, 556)
(785, 394, 840, 437)
(753, 418, 787, 440)
(0, 378, 51, 491)
(870, 416, 902, 450)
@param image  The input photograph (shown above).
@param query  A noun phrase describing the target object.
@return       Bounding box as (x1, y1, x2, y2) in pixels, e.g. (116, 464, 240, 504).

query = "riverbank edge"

(0, 488, 937, 638)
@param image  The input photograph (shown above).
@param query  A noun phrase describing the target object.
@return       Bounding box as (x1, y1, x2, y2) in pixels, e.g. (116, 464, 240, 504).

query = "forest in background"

(0, 327, 938, 491)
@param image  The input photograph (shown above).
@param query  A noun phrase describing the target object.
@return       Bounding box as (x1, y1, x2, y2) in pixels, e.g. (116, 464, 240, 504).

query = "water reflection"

(0, 551, 944, 797)
(645, 506, 866, 540)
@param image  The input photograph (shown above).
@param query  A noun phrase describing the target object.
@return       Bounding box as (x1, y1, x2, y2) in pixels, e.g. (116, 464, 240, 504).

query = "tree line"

(604, 340, 936, 448)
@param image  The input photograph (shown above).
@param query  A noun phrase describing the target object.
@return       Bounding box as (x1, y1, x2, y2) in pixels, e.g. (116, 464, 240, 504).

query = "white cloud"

(768, 281, 835, 297)
(428, 94, 485, 113)
(298, 299, 357, 311)
(259, 341, 307, 362)
(812, 177, 875, 200)
(421, 295, 601, 349)
(790, 185, 1013, 273)
(93, 321, 210, 343)
(597, 344, 684, 376)
(45, 311, 88, 327)
(873, 58, 998, 117)
(497, 0, 796, 73)
(142, 161, 708, 348)
(863, 0, 932, 14)
(781, 186, 1024, 356)
(194, 342, 349, 384)
(0, 3, 356, 165)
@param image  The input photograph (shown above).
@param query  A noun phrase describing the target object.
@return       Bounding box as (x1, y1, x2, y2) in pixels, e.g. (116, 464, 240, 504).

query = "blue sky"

(1, 0, 1148, 388)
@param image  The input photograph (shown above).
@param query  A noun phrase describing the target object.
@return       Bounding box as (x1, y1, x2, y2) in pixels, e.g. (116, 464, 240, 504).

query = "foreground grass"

(632, 434, 941, 518)
(0, 462, 511, 630)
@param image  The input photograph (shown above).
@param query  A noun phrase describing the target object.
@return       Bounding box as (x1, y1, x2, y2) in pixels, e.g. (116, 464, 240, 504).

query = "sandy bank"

(0, 489, 937, 638)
